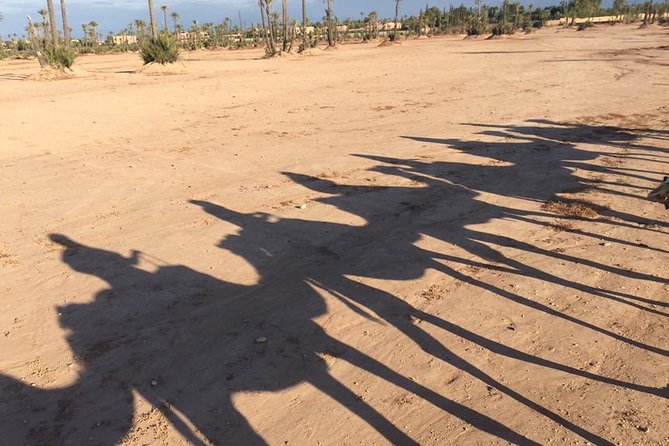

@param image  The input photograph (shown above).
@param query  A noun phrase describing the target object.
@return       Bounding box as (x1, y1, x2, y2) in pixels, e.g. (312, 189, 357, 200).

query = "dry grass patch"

(542, 199, 603, 219)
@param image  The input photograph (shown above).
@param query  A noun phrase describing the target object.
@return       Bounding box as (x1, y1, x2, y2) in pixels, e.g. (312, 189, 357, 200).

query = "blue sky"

(1, 0, 601, 37)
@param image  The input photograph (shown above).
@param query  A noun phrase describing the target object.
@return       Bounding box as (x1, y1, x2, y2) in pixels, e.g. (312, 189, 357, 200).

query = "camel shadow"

(1, 120, 666, 445)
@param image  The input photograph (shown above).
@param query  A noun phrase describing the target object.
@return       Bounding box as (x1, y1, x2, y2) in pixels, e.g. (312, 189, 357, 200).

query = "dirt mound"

(26, 66, 86, 81)
(136, 62, 187, 76)
(378, 39, 401, 48)
(297, 48, 322, 56)
(277, 51, 298, 58)
(322, 45, 340, 51)
(486, 34, 512, 40)
(463, 34, 488, 40)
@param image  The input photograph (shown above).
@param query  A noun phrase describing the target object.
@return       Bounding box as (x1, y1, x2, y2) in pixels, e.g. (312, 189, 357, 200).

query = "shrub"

(466, 23, 481, 36)
(577, 21, 594, 31)
(491, 23, 515, 35)
(44, 45, 76, 69)
(140, 33, 180, 65)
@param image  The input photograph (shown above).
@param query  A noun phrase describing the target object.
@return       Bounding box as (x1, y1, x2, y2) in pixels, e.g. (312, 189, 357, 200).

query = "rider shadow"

(0, 230, 535, 444)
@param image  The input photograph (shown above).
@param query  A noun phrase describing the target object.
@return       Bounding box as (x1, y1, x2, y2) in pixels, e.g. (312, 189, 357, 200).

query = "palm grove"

(1, 0, 667, 67)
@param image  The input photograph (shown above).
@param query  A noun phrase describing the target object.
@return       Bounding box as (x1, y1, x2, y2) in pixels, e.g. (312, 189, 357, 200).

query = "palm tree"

(502, 0, 508, 30)
(147, 0, 158, 38)
(202, 22, 213, 46)
(191, 19, 200, 47)
(46, 0, 59, 45)
(135, 19, 147, 40)
(27, 16, 48, 67)
(393, 0, 401, 41)
(60, 0, 71, 46)
(161, 5, 169, 31)
(81, 23, 88, 45)
(258, 0, 277, 56)
(324, 0, 335, 47)
(281, 0, 289, 51)
(38, 9, 49, 39)
(171, 11, 180, 33)
(301, 0, 310, 50)
(88, 20, 98, 45)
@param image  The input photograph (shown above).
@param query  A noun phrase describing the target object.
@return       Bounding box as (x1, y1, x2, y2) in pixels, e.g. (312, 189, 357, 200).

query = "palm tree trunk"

(60, 0, 70, 46)
(502, 0, 508, 29)
(259, 0, 277, 56)
(282, 0, 289, 52)
(27, 16, 48, 67)
(301, 0, 310, 50)
(393, 0, 401, 41)
(46, 0, 59, 46)
(325, 0, 335, 47)
(148, 0, 158, 39)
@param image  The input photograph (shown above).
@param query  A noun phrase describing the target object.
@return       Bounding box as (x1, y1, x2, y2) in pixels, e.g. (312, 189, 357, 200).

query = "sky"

(1, 0, 609, 38)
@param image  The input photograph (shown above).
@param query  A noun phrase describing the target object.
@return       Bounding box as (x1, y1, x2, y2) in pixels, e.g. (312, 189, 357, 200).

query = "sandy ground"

(0, 24, 668, 446)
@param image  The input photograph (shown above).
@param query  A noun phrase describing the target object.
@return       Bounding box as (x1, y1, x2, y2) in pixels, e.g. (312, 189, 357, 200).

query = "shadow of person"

(2, 234, 254, 445)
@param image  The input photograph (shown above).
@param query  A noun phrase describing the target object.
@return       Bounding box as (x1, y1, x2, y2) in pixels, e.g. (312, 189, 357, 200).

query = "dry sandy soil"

(0, 24, 668, 446)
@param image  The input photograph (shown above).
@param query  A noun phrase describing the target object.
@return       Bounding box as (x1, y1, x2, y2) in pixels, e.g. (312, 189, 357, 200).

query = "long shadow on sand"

(1, 120, 666, 445)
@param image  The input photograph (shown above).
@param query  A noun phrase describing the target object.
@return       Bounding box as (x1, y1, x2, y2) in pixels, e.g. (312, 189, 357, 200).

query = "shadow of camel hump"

(1, 120, 665, 445)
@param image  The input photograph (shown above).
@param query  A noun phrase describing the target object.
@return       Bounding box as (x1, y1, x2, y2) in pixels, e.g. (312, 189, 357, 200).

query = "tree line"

(1, 0, 668, 60)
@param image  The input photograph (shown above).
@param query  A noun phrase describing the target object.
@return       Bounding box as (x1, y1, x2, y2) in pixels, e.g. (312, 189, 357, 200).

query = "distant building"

(377, 22, 402, 31)
(176, 31, 209, 43)
(293, 25, 315, 35)
(109, 34, 137, 46)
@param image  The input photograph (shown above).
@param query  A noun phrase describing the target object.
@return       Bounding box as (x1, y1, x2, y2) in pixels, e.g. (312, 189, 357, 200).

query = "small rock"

(255, 336, 267, 344)
(599, 242, 611, 246)
(298, 204, 307, 210)
(151, 379, 158, 387)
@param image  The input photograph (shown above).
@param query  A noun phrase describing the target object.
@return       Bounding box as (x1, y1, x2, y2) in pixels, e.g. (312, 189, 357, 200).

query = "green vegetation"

(44, 44, 76, 68)
(140, 32, 179, 64)
(1, 0, 668, 62)
(23, 1, 78, 71)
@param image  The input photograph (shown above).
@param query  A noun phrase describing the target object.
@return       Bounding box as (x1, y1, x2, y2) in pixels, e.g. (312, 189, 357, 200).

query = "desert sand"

(0, 24, 668, 445)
